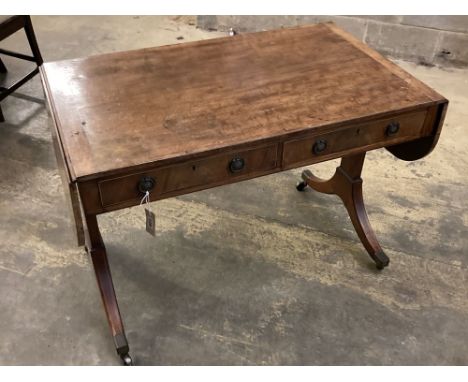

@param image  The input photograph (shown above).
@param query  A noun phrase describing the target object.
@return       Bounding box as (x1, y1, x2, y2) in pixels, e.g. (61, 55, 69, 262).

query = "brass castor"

(121, 353, 134, 366)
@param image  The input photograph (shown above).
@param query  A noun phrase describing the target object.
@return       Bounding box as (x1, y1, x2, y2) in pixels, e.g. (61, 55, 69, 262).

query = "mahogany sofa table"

(40, 23, 448, 365)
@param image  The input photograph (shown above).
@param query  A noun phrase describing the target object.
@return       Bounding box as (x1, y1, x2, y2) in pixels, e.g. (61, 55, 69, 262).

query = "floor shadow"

(9, 92, 45, 105)
(0, 100, 45, 126)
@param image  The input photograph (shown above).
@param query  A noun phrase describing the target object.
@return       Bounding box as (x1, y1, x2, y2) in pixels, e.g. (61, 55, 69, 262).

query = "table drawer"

(282, 110, 428, 168)
(98, 144, 279, 207)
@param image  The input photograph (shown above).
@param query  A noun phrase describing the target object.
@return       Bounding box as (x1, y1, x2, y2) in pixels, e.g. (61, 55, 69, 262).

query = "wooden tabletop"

(41, 23, 444, 181)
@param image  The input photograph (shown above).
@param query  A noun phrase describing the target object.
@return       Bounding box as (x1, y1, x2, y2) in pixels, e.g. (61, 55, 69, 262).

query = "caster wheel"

(121, 353, 134, 366)
(296, 181, 307, 192)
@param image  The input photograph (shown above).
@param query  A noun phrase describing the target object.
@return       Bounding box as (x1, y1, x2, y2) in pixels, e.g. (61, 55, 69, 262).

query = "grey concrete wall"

(197, 16, 468, 67)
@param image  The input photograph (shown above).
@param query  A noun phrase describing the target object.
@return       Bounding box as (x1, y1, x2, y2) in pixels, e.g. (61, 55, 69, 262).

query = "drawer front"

(98, 144, 278, 207)
(282, 110, 427, 168)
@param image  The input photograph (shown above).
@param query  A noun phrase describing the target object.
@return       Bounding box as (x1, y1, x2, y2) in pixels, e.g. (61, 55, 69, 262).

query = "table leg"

(84, 214, 134, 365)
(296, 152, 390, 269)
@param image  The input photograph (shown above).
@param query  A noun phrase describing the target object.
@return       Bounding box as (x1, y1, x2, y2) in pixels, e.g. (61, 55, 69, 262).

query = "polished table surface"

(42, 23, 444, 182)
(41, 23, 448, 365)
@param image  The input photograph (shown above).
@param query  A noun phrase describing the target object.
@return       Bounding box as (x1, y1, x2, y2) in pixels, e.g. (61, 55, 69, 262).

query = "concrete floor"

(0, 16, 467, 365)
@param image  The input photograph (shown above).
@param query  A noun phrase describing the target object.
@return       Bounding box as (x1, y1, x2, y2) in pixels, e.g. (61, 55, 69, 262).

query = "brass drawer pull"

(312, 139, 327, 155)
(229, 157, 245, 173)
(138, 176, 156, 193)
(386, 122, 400, 136)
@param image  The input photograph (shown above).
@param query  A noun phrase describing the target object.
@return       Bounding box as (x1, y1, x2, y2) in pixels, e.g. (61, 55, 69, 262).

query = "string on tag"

(140, 190, 151, 210)
(140, 190, 156, 236)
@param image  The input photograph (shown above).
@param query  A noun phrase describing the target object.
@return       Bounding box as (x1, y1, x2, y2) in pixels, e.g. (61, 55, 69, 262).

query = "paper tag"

(145, 208, 156, 236)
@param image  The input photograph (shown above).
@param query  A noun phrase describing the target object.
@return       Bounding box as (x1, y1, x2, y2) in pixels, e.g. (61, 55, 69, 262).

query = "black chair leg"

(24, 16, 43, 66)
(0, 58, 6, 73)
(0, 104, 4, 123)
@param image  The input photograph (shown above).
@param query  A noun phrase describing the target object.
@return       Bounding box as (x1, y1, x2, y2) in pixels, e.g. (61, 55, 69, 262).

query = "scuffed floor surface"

(0, 16, 467, 365)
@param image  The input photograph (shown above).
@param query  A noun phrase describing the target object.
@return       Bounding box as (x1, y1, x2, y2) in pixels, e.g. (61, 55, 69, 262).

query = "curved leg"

(300, 169, 335, 194)
(84, 214, 134, 365)
(298, 152, 389, 269)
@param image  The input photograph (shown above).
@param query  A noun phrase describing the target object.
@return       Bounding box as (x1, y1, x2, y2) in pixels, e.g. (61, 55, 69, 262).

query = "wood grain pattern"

(43, 80, 85, 245)
(98, 142, 278, 208)
(41, 22, 449, 363)
(41, 23, 446, 182)
(387, 102, 448, 161)
(282, 109, 427, 169)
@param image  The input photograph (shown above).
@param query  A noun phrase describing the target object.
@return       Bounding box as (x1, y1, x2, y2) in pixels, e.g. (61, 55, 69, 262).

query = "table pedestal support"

(84, 214, 134, 365)
(296, 152, 390, 269)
